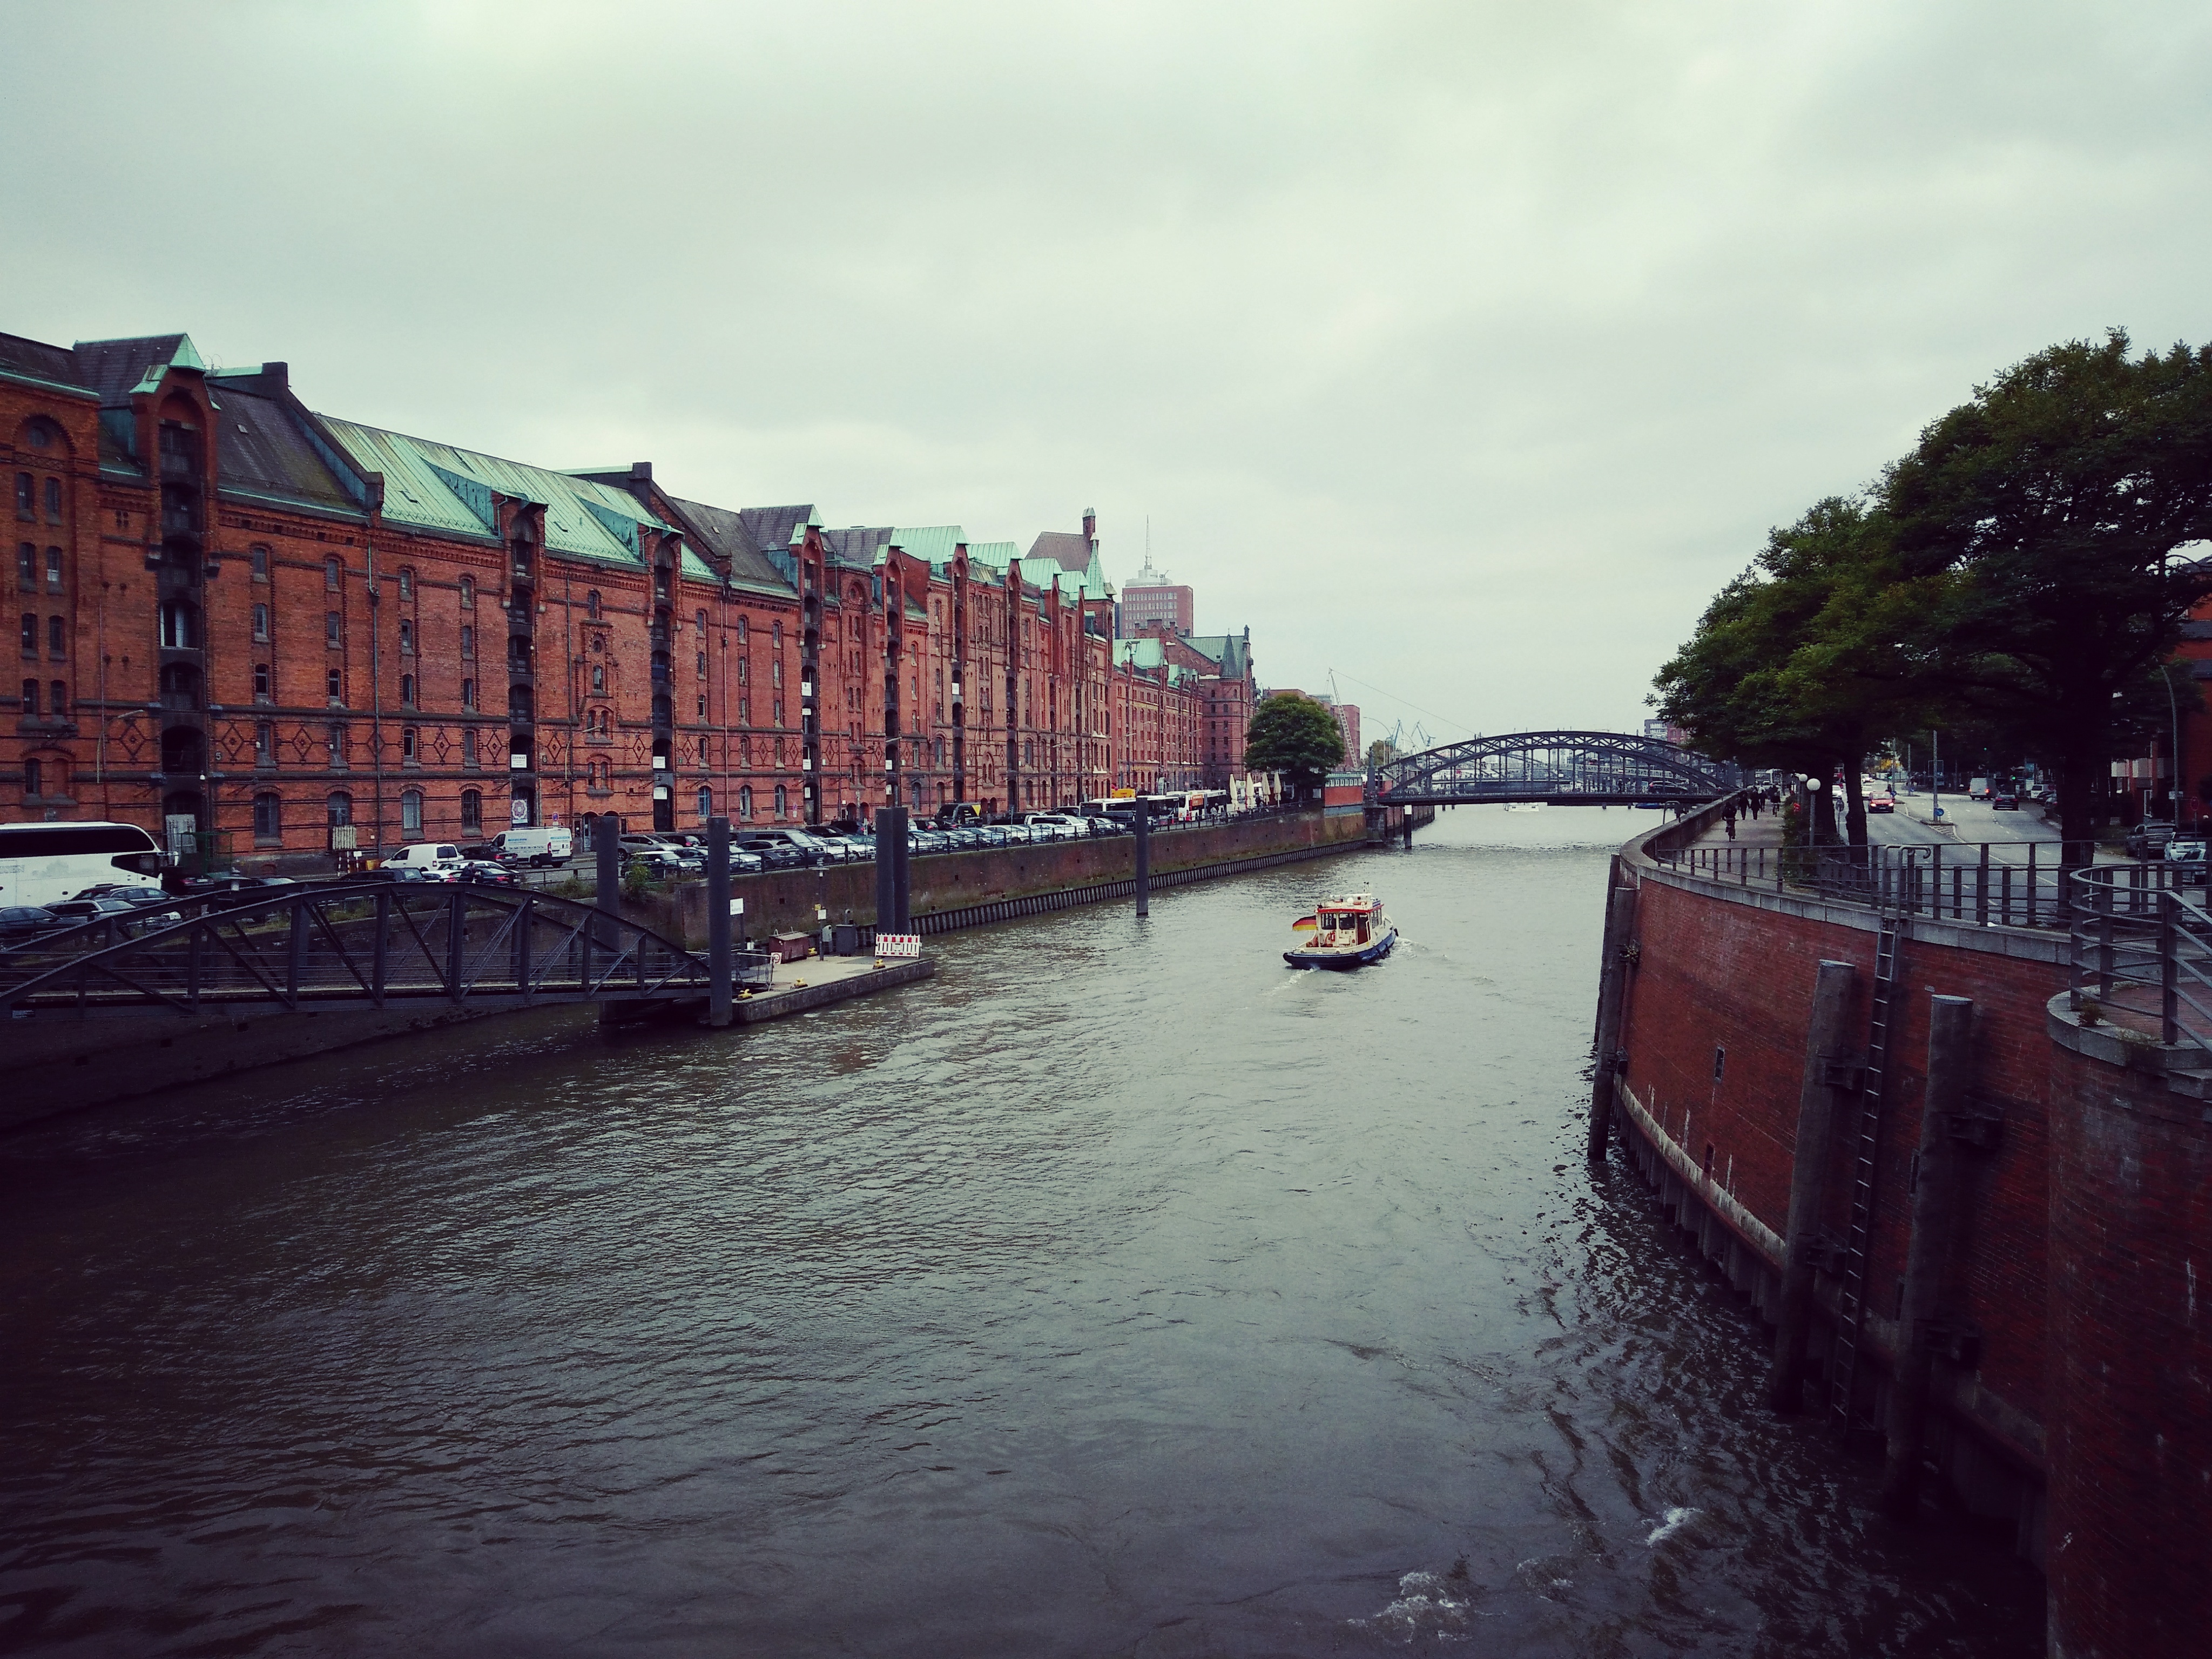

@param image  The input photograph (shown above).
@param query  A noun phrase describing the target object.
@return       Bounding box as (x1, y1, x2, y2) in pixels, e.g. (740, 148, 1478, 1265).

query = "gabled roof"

(885, 525, 963, 569)
(72, 334, 202, 405)
(322, 417, 676, 571)
(1183, 632, 1252, 678)
(824, 526, 894, 568)
(662, 496, 807, 594)
(205, 382, 360, 514)
(0, 331, 91, 396)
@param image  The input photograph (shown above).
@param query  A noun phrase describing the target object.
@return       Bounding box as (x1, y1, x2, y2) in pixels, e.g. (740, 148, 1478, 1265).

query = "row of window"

(20, 678, 67, 717)
(12, 474, 63, 522)
(15, 544, 63, 592)
(18, 615, 64, 659)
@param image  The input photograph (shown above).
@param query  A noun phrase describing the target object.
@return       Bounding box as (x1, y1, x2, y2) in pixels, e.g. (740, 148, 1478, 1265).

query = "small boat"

(1284, 892, 1398, 969)
(1505, 802, 1546, 813)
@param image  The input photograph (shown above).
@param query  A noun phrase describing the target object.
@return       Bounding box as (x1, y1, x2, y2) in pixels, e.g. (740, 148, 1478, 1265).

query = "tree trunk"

(1843, 764, 1869, 850)
(2059, 749, 2098, 868)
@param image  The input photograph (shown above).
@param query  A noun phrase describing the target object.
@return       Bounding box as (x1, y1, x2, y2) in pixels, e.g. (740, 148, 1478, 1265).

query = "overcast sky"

(6, 1, 2208, 744)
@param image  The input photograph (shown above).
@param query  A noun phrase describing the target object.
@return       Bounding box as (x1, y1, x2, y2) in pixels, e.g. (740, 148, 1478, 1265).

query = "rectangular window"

(253, 793, 281, 840)
(463, 728, 479, 767)
(23, 757, 41, 797)
(252, 603, 269, 642)
(19, 615, 35, 657)
(14, 474, 32, 517)
(21, 677, 38, 715)
(461, 677, 476, 711)
(399, 619, 415, 655)
(327, 668, 342, 703)
(251, 547, 268, 579)
(46, 616, 64, 660)
(328, 724, 347, 767)
(16, 544, 32, 589)
(254, 663, 272, 699)
(326, 611, 341, 646)
(255, 723, 273, 766)
(49, 680, 64, 717)
(460, 624, 474, 660)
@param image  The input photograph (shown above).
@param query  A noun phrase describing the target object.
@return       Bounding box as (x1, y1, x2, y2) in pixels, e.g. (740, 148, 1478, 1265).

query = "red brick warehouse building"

(4, 324, 1259, 860)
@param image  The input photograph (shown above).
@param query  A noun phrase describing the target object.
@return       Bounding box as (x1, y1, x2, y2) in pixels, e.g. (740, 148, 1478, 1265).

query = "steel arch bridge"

(0, 881, 767, 1020)
(1370, 730, 1743, 806)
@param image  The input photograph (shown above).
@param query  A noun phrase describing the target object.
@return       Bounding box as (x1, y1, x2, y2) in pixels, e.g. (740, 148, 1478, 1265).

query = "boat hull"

(1283, 926, 1398, 970)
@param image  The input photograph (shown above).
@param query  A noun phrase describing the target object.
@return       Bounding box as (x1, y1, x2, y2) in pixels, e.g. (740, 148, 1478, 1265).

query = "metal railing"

(1657, 840, 2099, 930)
(2067, 862, 2212, 1057)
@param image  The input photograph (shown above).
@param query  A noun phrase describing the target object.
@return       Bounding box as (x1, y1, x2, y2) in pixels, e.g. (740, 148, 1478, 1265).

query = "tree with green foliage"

(1653, 497, 1939, 846)
(1881, 331, 2212, 849)
(1367, 737, 1399, 770)
(1246, 693, 1345, 797)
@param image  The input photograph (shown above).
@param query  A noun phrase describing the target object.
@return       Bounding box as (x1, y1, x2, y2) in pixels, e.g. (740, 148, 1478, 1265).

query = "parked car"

(382, 842, 469, 878)
(973, 825, 1011, 847)
(369, 865, 446, 885)
(734, 835, 810, 871)
(999, 822, 1036, 846)
(2126, 821, 2180, 859)
(2167, 838, 2208, 885)
(456, 860, 520, 886)
(46, 894, 170, 932)
(0, 904, 62, 945)
(726, 849, 766, 876)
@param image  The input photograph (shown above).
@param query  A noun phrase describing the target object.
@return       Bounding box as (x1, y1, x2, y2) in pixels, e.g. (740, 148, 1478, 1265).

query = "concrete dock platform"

(724, 953, 934, 1024)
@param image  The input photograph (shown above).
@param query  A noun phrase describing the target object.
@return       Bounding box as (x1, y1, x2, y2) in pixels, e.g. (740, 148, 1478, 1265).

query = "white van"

(494, 826, 574, 867)
(1968, 778, 1992, 800)
(381, 842, 467, 877)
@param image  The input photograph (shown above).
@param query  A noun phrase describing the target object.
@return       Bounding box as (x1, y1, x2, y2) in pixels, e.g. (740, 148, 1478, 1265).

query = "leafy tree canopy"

(1246, 693, 1345, 792)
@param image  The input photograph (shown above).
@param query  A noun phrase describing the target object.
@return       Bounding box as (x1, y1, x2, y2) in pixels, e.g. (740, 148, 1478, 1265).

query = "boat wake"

(1645, 1505, 1700, 1547)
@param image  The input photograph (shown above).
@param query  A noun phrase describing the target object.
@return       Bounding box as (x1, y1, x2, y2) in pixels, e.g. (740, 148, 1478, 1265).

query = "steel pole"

(707, 815, 732, 1027)
(1135, 807, 1151, 917)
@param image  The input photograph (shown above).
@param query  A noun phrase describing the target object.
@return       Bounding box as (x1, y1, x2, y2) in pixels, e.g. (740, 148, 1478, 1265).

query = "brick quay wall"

(1603, 815, 2212, 1657)
(644, 808, 1370, 946)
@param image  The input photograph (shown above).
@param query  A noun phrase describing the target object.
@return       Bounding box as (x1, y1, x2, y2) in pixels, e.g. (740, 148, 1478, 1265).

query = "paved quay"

(727, 952, 934, 1024)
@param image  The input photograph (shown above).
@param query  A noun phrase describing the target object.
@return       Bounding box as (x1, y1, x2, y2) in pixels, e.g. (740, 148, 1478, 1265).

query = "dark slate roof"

(0, 331, 90, 393)
(210, 385, 360, 513)
(71, 335, 193, 406)
(1025, 530, 1092, 574)
(663, 495, 806, 591)
(824, 526, 894, 568)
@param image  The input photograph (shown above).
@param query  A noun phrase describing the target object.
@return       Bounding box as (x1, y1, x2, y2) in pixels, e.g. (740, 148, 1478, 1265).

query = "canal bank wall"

(639, 809, 1370, 948)
(1600, 812, 2212, 1657)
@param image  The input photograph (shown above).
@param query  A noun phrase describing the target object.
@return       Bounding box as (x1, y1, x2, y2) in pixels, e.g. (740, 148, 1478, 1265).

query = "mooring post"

(1880, 993, 1974, 1518)
(595, 815, 623, 1025)
(891, 806, 911, 933)
(706, 815, 733, 1028)
(1766, 958, 1860, 1413)
(873, 807, 896, 943)
(1587, 882, 1640, 1160)
(1135, 807, 1151, 917)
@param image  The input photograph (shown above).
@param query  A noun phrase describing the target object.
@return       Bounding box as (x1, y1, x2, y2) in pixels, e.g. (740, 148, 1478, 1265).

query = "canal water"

(0, 810, 2043, 1656)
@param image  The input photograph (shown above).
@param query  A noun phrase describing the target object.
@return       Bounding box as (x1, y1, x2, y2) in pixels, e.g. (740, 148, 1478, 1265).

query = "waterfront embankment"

(1597, 802, 2212, 1657)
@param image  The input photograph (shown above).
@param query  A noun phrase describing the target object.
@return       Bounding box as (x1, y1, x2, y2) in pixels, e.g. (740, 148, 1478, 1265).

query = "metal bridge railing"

(0, 881, 724, 1017)
(1656, 840, 2099, 931)
(2066, 862, 2212, 1058)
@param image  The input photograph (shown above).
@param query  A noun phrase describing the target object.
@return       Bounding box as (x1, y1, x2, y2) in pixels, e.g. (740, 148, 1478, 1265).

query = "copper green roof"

(322, 417, 675, 571)
(885, 525, 965, 569)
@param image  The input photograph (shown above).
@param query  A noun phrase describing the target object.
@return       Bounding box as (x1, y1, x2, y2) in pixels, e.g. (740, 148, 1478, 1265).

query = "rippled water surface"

(1, 811, 2042, 1656)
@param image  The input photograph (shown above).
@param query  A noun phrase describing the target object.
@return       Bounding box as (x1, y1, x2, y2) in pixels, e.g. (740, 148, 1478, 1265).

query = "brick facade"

(4, 327, 1271, 854)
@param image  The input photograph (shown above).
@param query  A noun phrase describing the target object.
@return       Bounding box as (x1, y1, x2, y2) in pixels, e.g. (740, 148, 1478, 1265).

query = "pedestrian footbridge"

(1370, 731, 1743, 806)
(0, 882, 750, 1019)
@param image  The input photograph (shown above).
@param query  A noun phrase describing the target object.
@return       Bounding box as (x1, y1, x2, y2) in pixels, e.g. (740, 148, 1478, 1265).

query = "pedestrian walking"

(1725, 809, 1737, 841)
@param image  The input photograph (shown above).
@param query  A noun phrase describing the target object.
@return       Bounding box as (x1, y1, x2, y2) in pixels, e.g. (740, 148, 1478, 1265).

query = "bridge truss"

(1371, 730, 1742, 806)
(0, 881, 758, 1019)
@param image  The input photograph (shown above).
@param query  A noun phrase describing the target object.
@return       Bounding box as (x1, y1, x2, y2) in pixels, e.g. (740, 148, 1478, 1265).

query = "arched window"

(401, 788, 423, 837)
(251, 544, 269, 580)
(401, 726, 419, 761)
(695, 609, 707, 634)
(327, 791, 353, 828)
(463, 728, 479, 767)
(17, 615, 31, 656)
(44, 548, 60, 591)
(253, 792, 281, 841)
(48, 616, 65, 658)
(459, 575, 475, 609)
(23, 757, 43, 797)
(19, 678, 37, 715)
(398, 619, 414, 654)
(44, 477, 62, 518)
(325, 557, 341, 590)
(737, 616, 748, 644)
(461, 789, 483, 833)
(586, 590, 601, 619)
(461, 677, 475, 711)
(49, 680, 64, 717)
(460, 624, 474, 659)
(697, 787, 713, 822)
(738, 785, 753, 819)
(772, 622, 783, 649)
(397, 568, 414, 600)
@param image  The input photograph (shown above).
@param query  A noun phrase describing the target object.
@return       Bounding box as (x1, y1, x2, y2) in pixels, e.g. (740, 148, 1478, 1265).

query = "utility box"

(768, 932, 812, 965)
(830, 923, 861, 956)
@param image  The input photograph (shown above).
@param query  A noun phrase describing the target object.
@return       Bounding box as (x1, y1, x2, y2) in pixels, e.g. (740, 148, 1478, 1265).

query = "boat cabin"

(1313, 894, 1379, 946)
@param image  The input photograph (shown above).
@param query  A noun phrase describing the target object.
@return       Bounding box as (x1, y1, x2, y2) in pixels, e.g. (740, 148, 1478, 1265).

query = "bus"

(0, 821, 166, 909)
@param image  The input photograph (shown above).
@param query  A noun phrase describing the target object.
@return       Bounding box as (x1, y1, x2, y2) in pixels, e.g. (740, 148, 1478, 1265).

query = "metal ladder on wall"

(1825, 916, 1902, 1438)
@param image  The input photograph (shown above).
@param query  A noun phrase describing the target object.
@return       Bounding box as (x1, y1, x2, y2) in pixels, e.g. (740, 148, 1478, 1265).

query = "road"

(1867, 791, 2065, 862)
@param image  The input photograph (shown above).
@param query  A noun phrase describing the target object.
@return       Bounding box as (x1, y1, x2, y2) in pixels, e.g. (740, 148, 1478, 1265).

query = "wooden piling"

(1766, 958, 1859, 1412)
(1880, 993, 1975, 1517)
(706, 816, 733, 1028)
(1588, 882, 1639, 1160)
